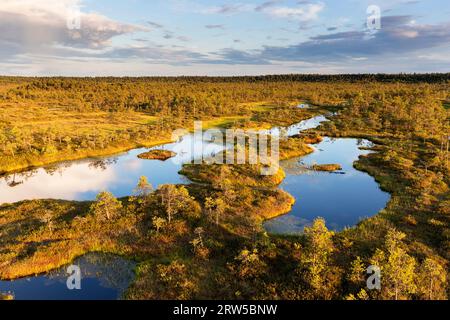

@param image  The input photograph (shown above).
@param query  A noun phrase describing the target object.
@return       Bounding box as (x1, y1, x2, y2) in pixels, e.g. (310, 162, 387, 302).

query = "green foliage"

(417, 258, 447, 300)
(204, 197, 227, 226)
(90, 191, 123, 221)
(157, 185, 201, 223)
(231, 249, 267, 280)
(369, 229, 417, 300)
(1, 76, 449, 300)
(348, 256, 365, 286)
(152, 216, 167, 233)
(155, 260, 197, 300)
(298, 218, 337, 298)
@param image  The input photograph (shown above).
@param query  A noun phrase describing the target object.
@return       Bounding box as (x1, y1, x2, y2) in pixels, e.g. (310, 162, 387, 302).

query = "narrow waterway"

(264, 138, 390, 234)
(0, 115, 327, 204)
(0, 113, 390, 299)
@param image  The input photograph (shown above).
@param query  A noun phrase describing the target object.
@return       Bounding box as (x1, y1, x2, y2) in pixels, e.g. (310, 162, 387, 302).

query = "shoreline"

(0, 112, 394, 284)
(0, 103, 322, 177)
(0, 113, 323, 281)
(0, 138, 175, 177)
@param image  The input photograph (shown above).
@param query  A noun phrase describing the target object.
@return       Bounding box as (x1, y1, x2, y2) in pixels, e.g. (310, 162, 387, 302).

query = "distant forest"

(2, 73, 450, 83)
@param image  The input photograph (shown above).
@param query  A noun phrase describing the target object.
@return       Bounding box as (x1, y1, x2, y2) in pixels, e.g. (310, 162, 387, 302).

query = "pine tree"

(204, 197, 226, 226)
(90, 191, 123, 221)
(417, 258, 447, 300)
(370, 229, 417, 300)
(301, 218, 335, 296)
(158, 185, 194, 224)
(134, 176, 154, 207)
(152, 216, 167, 233)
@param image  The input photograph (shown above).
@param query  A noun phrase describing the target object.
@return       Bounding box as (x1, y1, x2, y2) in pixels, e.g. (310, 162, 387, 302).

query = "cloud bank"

(0, 0, 449, 75)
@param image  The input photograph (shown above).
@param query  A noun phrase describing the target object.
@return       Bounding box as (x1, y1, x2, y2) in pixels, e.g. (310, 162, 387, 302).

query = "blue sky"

(0, 0, 449, 75)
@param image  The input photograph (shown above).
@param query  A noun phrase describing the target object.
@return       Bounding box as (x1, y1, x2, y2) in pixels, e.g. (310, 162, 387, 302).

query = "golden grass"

(312, 164, 343, 172)
(201, 116, 248, 129)
(279, 138, 315, 160)
(0, 293, 14, 300)
(0, 136, 175, 175)
(137, 150, 177, 161)
(0, 104, 318, 285)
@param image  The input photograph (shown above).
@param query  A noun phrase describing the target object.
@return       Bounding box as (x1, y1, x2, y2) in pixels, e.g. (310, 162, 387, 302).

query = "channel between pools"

(0, 113, 390, 299)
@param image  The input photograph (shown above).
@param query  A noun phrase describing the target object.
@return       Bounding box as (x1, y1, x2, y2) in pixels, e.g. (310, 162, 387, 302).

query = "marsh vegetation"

(0, 75, 448, 300)
(137, 150, 177, 161)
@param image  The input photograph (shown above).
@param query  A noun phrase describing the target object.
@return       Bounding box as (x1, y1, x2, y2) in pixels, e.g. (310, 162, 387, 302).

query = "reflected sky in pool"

(0, 115, 392, 299)
(264, 138, 390, 234)
(265, 115, 327, 137)
(0, 116, 327, 204)
(0, 132, 227, 203)
(0, 114, 389, 233)
(0, 253, 136, 300)
(3, 117, 337, 299)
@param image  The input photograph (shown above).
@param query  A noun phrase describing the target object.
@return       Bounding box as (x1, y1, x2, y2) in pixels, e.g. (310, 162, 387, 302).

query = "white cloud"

(197, 1, 325, 23)
(0, 162, 118, 204)
(392, 30, 419, 38)
(199, 3, 253, 15)
(1, 0, 79, 17)
(0, 1, 448, 75)
(0, 0, 145, 55)
(260, 2, 325, 22)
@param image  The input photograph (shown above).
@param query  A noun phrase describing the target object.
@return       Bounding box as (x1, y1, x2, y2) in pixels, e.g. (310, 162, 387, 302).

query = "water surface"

(0, 116, 327, 204)
(264, 138, 390, 234)
(0, 253, 135, 300)
(1, 114, 389, 232)
(0, 134, 225, 204)
(0, 114, 391, 299)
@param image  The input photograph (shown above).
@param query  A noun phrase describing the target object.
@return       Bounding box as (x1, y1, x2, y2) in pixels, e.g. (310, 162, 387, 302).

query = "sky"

(0, 0, 449, 76)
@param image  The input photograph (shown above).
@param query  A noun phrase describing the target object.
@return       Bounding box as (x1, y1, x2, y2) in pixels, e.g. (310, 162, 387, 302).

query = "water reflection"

(0, 116, 326, 204)
(264, 138, 390, 234)
(0, 160, 120, 203)
(0, 115, 392, 299)
(0, 253, 136, 300)
(265, 115, 328, 137)
(1, 115, 389, 234)
(0, 134, 227, 204)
